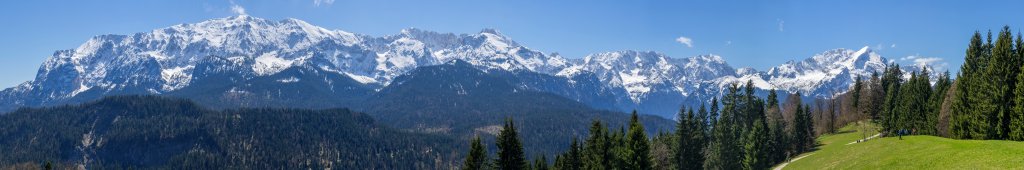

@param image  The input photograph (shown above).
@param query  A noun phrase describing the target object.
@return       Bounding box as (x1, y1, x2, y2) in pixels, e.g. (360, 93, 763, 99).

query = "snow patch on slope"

(253, 51, 293, 76)
(161, 66, 193, 91)
(345, 72, 378, 84)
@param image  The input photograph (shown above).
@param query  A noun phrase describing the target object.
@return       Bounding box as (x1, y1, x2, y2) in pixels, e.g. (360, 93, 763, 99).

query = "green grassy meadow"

(778, 122, 1024, 169)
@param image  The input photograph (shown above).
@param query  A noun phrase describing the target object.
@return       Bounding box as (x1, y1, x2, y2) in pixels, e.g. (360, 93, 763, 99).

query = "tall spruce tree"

(624, 111, 652, 170)
(533, 155, 549, 170)
(710, 97, 720, 126)
(765, 89, 788, 164)
(793, 104, 816, 153)
(868, 71, 885, 120)
(951, 31, 990, 139)
(880, 64, 904, 132)
(676, 106, 703, 170)
(609, 126, 628, 168)
(704, 84, 742, 170)
(852, 76, 863, 109)
(583, 120, 611, 169)
(984, 26, 1019, 139)
(496, 118, 527, 170)
(554, 138, 583, 170)
(464, 136, 489, 170)
(742, 119, 770, 170)
(1013, 34, 1024, 141)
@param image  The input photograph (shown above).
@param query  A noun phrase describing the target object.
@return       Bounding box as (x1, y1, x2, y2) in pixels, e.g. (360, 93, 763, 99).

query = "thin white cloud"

(875, 44, 885, 50)
(913, 57, 944, 66)
(676, 36, 693, 48)
(229, 0, 247, 15)
(902, 55, 949, 71)
(725, 41, 732, 46)
(900, 55, 915, 61)
(314, 0, 335, 7)
(891, 44, 897, 48)
(777, 19, 785, 32)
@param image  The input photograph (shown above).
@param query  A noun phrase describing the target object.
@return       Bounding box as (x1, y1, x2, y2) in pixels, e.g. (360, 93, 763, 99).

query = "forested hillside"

(0, 96, 460, 169)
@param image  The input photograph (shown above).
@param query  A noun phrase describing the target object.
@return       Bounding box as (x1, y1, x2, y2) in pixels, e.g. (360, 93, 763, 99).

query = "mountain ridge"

(0, 15, 942, 118)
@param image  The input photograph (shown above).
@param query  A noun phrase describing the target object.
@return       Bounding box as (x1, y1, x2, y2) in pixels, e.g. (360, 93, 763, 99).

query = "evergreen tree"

(742, 119, 770, 170)
(793, 104, 816, 153)
(852, 76, 863, 109)
(880, 64, 904, 132)
(930, 71, 953, 135)
(704, 84, 742, 170)
(868, 71, 885, 120)
(1012, 34, 1024, 141)
(764, 89, 788, 164)
(497, 118, 527, 170)
(583, 120, 611, 170)
(624, 111, 652, 170)
(675, 107, 703, 170)
(464, 136, 489, 170)
(609, 126, 628, 168)
(899, 69, 932, 134)
(984, 26, 1019, 139)
(553, 138, 583, 170)
(533, 155, 549, 170)
(710, 97, 720, 126)
(951, 31, 990, 139)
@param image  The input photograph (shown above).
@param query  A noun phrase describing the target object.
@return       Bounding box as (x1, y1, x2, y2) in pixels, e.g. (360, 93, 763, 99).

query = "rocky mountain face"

(0, 15, 937, 118)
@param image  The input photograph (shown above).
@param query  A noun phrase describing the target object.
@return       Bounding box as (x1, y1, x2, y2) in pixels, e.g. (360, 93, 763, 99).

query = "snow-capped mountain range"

(0, 15, 936, 118)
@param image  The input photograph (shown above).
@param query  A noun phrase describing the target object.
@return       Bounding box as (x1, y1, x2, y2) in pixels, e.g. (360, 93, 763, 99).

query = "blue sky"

(1, 0, 1023, 88)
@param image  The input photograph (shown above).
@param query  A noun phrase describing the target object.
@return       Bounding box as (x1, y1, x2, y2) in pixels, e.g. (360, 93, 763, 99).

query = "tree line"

(851, 26, 1024, 140)
(462, 81, 819, 170)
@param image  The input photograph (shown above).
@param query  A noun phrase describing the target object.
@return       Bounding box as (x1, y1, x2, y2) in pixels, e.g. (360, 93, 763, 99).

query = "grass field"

(777, 121, 1024, 169)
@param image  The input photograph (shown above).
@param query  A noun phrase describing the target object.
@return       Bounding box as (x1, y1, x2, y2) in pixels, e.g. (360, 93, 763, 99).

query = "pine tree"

(742, 119, 770, 170)
(624, 111, 652, 170)
(951, 31, 990, 139)
(793, 104, 816, 153)
(554, 138, 583, 170)
(764, 89, 788, 164)
(1012, 34, 1024, 141)
(464, 136, 489, 170)
(704, 84, 742, 170)
(675, 107, 703, 170)
(868, 71, 884, 120)
(710, 97, 720, 126)
(567, 138, 583, 170)
(533, 155, 550, 170)
(609, 126, 628, 168)
(497, 118, 527, 170)
(880, 64, 904, 132)
(984, 26, 1019, 139)
(852, 76, 863, 109)
(583, 120, 611, 170)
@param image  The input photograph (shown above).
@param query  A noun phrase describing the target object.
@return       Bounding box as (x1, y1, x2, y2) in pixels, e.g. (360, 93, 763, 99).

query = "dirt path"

(772, 153, 814, 170)
(846, 133, 881, 145)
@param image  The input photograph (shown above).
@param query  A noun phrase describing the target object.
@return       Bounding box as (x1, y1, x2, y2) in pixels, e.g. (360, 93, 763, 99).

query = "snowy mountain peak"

(692, 54, 726, 64)
(0, 15, 949, 119)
